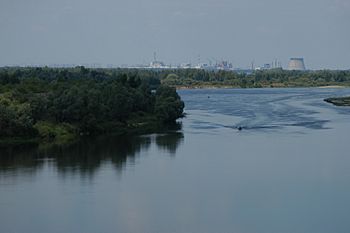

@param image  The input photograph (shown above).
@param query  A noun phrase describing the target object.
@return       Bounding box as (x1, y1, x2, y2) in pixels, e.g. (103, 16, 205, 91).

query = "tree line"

(159, 68, 350, 87)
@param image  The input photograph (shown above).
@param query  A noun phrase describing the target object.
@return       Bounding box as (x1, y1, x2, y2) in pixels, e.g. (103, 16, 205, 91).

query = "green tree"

(155, 86, 184, 122)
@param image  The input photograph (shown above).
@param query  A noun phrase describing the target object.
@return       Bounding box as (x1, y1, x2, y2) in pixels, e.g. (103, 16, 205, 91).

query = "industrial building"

(288, 58, 306, 70)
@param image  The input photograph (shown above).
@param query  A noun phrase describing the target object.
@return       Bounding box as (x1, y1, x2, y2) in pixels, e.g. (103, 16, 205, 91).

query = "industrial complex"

(4, 55, 307, 72)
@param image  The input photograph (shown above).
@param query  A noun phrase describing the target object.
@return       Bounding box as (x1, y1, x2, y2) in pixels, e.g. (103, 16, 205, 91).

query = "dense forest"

(0, 67, 184, 144)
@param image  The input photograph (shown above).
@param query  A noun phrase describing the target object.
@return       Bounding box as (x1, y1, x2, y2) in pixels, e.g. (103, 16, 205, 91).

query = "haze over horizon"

(1, 0, 349, 70)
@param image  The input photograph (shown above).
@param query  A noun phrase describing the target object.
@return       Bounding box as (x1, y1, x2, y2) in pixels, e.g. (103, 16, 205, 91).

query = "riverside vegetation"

(1, 67, 350, 145)
(0, 67, 184, 145)
(157, 68, 350, 88)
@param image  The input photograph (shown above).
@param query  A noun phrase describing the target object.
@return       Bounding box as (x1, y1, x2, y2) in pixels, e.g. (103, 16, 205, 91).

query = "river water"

(1, 88, 350, 233)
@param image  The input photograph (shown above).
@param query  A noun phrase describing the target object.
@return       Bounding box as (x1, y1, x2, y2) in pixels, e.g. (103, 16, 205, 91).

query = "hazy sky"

(1, 0, 349, 69)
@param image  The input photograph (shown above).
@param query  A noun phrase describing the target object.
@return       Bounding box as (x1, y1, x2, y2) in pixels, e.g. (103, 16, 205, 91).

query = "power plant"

(287, 58, 306, 71)
(119, 53, 308, 72)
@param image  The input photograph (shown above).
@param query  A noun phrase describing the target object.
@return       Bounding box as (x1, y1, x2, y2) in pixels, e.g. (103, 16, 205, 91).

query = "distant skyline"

(1, 0, 349, 70)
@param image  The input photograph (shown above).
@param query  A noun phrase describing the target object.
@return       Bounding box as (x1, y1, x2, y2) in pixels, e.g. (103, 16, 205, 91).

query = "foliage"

(155, 86, 184, 122)
(0, 67, 184, 142)
(0, 94, 37, 138)
(158, 69, 350, 88)
(34, 121, 76, 143)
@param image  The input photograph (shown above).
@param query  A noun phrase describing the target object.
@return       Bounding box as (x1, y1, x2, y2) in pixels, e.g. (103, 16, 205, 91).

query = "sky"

(0, 0, 349, 69)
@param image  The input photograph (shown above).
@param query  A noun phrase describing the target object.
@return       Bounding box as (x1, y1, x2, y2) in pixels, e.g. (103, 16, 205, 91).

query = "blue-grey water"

(1, 88, 350, 233)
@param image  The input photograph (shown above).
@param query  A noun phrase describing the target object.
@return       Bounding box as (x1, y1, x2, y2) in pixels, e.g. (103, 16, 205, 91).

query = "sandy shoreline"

(317, 85, 347, 88)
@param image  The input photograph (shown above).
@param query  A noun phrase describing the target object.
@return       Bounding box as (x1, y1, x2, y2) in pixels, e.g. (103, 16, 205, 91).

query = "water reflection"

(0, 145, 44, 179)
(156, 132, 184, 155)
(0, 132, 184, 178)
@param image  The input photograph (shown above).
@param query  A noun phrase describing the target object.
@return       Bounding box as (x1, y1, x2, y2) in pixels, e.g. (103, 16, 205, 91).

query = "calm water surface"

(1, 88, 350, 233)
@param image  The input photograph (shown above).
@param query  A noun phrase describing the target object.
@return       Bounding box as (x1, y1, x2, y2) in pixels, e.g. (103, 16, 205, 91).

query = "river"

(1, 88, 350, 233)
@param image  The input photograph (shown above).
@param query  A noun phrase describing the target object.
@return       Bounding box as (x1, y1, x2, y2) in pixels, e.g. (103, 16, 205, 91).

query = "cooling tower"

(287, 58, 306, 70)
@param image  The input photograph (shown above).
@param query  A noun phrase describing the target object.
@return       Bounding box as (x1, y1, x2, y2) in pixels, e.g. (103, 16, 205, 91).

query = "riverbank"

(176, 83, 350, 90)
(324, 96, 350, 106)
(0, 115, 182, 147)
